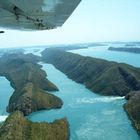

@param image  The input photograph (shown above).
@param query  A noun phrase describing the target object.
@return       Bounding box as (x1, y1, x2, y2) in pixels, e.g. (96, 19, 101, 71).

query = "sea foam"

(76, 96, 124, 104)
(0, 115, 8, 122)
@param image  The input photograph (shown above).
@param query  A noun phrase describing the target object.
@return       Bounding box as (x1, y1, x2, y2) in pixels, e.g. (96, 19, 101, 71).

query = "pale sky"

(0, 0, 140, 48)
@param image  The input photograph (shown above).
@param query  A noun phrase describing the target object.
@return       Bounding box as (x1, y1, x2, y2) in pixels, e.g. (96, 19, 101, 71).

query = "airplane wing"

(0, 0, 81, 30)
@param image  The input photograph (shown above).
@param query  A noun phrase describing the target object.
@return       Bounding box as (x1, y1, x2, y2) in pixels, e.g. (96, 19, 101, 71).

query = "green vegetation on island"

(0, 111, 69, 140)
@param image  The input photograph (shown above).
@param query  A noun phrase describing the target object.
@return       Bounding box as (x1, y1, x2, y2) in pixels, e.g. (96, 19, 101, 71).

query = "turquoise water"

(0, 77, 14, 122)
(70, 46, 140, 67)
(28, 64, 140, 140)
(0, 45, 139, 139)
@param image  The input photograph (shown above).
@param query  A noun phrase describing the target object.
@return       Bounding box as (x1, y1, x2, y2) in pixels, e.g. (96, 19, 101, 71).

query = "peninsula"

(0, 53, 62, 115)
(42, 49, 140, 96)
(108, 47, 140, 54)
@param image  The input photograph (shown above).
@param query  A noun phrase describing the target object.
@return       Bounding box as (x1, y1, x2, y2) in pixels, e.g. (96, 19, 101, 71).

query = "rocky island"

(0, 111, 69, 140)
(42, 48, 140, 135)
(108, 47, 140, 54)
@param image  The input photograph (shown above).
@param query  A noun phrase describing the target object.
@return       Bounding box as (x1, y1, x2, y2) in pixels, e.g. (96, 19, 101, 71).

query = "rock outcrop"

(42, 49, 140, 96)
(7, 83, 62, 115)
(0, 111, 69, 140)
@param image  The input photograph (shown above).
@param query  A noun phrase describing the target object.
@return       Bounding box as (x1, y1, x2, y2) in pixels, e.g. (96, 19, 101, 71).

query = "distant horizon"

(0, 41, 140, 49)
